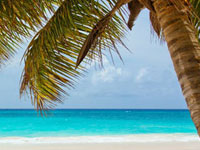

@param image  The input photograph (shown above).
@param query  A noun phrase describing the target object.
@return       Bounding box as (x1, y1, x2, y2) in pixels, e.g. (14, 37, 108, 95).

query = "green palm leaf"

(20, 0, 127, 110)
(0, 0, 59, 66)
(20, 0, 200, 111)
(190, 0, 200, 41)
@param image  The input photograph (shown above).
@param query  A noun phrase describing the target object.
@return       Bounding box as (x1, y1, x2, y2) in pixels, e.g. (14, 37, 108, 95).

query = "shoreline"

(1, 134, 199, 150)
(0, 133, 199, 144)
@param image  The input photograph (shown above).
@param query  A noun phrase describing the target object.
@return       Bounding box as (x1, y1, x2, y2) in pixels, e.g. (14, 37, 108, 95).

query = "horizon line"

(0, 108, 189, 110)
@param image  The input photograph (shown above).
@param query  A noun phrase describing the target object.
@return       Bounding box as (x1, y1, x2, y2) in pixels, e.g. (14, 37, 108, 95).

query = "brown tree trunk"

(152, 0, 200, 136)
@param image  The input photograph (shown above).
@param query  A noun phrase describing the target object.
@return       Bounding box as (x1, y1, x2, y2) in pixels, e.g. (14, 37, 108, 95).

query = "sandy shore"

(1, 142, 200, 150)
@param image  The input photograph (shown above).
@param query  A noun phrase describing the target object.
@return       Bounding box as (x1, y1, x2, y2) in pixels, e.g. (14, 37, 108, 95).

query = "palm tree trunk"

(152, 0, 200, 136)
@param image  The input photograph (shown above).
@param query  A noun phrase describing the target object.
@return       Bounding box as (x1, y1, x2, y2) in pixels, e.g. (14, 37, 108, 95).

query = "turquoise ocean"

(0, 109, 199, 143)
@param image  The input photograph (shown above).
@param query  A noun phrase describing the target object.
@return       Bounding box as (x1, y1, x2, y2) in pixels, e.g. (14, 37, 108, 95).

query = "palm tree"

(0, 0, 200, 135)
(77, 0, 200, 136)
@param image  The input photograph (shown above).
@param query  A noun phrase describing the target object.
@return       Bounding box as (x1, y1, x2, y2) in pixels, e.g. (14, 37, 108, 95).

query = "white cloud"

(91, 57, 126, 84)
(135, 68, 148, 82)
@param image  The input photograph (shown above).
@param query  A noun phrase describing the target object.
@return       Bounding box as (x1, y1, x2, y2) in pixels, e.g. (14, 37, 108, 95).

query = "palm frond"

(20, 0, 127, 111)
(76, 0, 130, 67)
(189, 0, 200, 42)
(127, 0, 144, 30)
(138, 0, 155, 12)
(149, 11, 162, 38)
(0, 0, 60, 66)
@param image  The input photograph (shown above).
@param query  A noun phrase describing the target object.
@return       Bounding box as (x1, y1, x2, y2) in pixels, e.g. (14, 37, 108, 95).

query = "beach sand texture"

(1, 142, 200, 150)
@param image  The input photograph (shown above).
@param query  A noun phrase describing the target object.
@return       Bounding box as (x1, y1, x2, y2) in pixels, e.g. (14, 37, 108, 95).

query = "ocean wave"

(0, 134, 199, 144)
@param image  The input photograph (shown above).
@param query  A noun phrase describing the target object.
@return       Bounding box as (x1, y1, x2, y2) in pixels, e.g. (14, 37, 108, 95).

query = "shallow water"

(0, 109, 196, 137)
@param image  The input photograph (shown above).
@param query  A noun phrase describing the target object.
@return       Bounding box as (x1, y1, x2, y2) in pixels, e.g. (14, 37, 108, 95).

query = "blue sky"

(0, 10, 187, 109)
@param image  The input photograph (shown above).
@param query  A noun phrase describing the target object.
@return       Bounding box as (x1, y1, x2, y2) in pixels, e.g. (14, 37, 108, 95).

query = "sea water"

(0, 109, 198, 143)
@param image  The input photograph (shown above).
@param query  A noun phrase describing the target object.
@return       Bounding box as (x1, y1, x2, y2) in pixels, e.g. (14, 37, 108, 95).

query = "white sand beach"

(1, 142, 200, 150)
(0, 135, 199, 150)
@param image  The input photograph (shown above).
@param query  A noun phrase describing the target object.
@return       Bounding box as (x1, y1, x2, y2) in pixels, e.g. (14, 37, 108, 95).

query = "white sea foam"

(0, 134, 199, 144)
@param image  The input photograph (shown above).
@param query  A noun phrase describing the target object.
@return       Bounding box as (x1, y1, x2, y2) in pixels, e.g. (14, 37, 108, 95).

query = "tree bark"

(153, 0, 200, 136)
